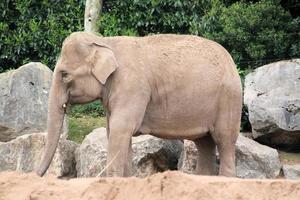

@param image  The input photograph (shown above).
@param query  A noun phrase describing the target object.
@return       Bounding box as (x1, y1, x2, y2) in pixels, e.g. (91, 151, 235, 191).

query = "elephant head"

(36, 32, 118, 176)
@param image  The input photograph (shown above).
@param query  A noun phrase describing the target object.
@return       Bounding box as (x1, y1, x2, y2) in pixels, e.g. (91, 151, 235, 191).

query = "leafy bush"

(0, 0, 85, 72)
(98, 12, 138, 36)
(192, 0, 299, 69)
(70, 101, 105, 118)
(101, 0, 213, 36)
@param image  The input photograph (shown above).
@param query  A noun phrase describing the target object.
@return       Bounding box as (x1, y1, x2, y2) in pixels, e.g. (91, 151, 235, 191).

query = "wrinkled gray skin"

(37, 32, 242, 177)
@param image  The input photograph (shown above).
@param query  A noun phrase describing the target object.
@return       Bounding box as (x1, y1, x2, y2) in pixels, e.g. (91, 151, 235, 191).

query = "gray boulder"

(178, 135, 281, 178)
(0, 62, 68, 142)
(75, 128, 183, 177)
(132, 135, 183, 177)
(177, 140, 198, 174)
(244, 59, 300, 147)
(75, 128, 108, 177)
(282, 165, 300, 180)
(0, 132, 78, 176)
(236, 135, 281, 178)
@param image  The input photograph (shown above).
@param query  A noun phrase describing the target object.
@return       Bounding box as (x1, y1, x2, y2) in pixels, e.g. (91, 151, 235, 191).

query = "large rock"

(283, 165, 300, 180)
(177, 140, 198, 174)
(75, 128, 183, 177)
(235, 135, 281, 178)
(0, 132, 78, 176)
(0, 62, 67, 142)
(132, 134, 183, 177)
(244, 59, 300, 147)
(75, 128, 108, 177)
(178, 135, 281, 178)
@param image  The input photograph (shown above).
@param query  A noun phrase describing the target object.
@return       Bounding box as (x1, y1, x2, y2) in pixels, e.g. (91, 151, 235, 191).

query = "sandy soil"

(0, 171, 299, 200)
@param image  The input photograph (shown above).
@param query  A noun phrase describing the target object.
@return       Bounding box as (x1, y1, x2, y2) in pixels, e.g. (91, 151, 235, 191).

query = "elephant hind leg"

(193, 135, 217, 175)
(212, 88, 241, 177)
(213, 134, 237, 177)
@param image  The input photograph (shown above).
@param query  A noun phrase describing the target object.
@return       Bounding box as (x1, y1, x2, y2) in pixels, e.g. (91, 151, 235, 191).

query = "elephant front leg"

(105, 92, 149, 177)
(106, 122, 133, 177)
(106, 105, 147, 177)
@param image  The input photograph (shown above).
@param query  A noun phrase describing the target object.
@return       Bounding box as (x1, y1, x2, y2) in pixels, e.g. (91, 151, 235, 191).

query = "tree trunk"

(84, 0, 103, 33)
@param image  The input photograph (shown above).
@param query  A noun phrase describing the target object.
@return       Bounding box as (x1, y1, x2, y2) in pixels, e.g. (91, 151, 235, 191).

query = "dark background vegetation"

(0, 0, 299, 131)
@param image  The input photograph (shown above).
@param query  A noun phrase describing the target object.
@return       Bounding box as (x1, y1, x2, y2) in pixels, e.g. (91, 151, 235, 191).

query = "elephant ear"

(90, 43, 119, 84)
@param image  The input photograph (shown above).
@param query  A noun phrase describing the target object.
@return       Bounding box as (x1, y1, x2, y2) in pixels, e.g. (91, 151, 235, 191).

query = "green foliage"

(101, 0, 213, 36)
(0, 0, 85, 72)
(70, 101, 106, 118)
(98, 12, 138, 36)
(193, 0, 299, 69)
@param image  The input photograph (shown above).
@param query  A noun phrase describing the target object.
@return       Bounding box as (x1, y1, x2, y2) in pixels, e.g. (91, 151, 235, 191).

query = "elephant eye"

(61, 71, 68, 78)
(61, 70, 72, 83)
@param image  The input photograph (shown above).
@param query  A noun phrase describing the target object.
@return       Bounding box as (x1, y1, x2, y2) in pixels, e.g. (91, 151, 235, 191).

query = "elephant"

(36, 32, 242, 177)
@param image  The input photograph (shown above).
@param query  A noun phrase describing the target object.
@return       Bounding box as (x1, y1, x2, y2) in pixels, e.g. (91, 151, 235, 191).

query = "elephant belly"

(138, 108, 215, 140)
(138, 118, 211, 140)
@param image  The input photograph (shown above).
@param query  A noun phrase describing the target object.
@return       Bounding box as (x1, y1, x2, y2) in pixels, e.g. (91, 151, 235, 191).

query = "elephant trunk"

(36, 79, 67, 176)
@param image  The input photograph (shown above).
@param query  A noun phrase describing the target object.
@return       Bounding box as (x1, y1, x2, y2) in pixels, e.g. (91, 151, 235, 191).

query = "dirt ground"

(0, 171, 299, 200)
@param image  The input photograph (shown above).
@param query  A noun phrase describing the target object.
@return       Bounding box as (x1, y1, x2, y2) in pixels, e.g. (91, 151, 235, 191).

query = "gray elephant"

(37, 32, 242, 177)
